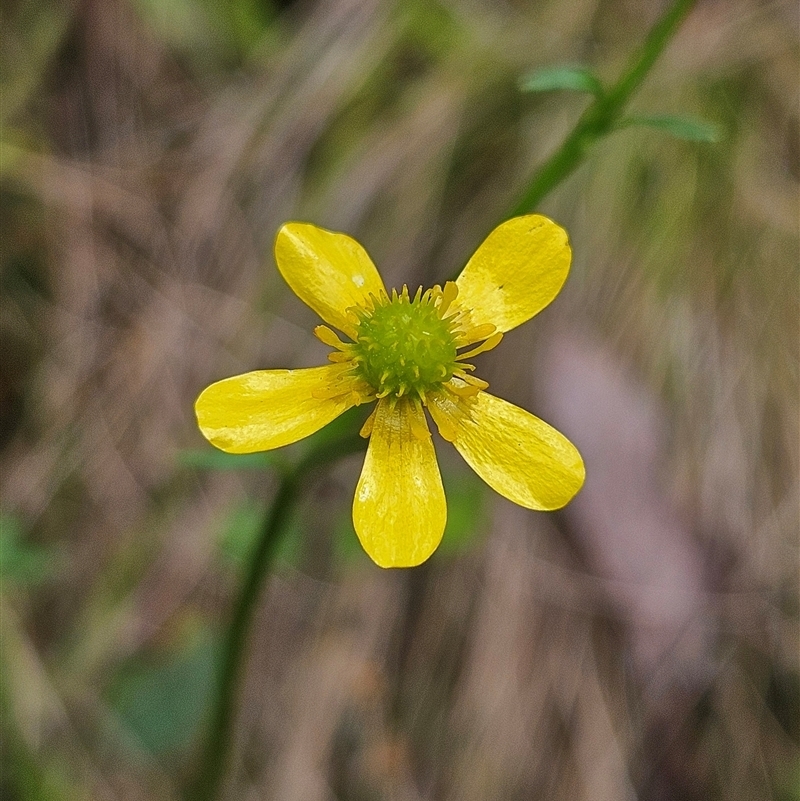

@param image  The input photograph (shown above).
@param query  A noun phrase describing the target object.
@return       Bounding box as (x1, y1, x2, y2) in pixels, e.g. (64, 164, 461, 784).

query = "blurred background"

(1, 0, 798, 799)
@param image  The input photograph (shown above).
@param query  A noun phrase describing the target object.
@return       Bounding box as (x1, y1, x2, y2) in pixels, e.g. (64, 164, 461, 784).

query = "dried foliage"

(1, 0, 797, 799)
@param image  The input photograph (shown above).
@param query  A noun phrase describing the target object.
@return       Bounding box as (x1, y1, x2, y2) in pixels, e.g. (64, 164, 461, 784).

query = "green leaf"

(108, 631, 219, 755)
(332, 512, 368, 565)
(132, 0, 210, 50)
(434, 466, 486, 557)
(297, 405, 368, 455)
(218, 499, 303, 569)
(618, 114, 721, 142)
(218, 501, 265, 568)
(0, 514, 54, 586)
(177, 448, 285, 471)
(519, 66, 603, 96)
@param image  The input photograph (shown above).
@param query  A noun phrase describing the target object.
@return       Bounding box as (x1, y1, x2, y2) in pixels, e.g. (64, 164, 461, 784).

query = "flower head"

(195, 215, 584, 568)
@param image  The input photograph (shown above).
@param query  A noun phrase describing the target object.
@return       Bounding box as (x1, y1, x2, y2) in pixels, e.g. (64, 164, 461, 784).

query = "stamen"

(310, 367, 372, 401)
(428, 384, 481, 440)
(454, 371, 489, 390)
(459, 322, 497, 346)
(351, 382, 375, 404)
(437, 281, 459, 316)
(314, 325, 349, 350)
(360, 406, 378, 438)
(448, 381, 481, 397)
(409, 397, 431, 440)
(312, 381, 355, 400)
(427, 392, 460, 442)
(457, 331, 503, 361)
(340, 322, 360, 341)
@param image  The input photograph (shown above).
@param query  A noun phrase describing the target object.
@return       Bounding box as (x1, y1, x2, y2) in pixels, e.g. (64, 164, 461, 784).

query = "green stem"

(510, 0, 696, 215)
(189, 432, 366, 801)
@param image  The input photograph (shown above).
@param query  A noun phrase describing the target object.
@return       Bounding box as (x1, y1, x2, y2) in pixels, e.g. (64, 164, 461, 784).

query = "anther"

(437, 281, 459, 316)
(409, 397, 431, 440)
(455, 371, 489, 390)
(360, 406, 378, 438)
(461, 323, 497, 345)
(457, 331, 503, 361)
(315, 325, 348, 350)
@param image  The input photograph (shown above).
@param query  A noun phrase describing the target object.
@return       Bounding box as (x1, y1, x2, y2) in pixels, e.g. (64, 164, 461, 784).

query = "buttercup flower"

(196, 215, 584, 568)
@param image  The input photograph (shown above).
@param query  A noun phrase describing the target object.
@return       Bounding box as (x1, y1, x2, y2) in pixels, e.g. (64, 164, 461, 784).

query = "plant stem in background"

(191, 1, 697, 797)
(189, 432, 366, 801)
(510, 0, 696, 215)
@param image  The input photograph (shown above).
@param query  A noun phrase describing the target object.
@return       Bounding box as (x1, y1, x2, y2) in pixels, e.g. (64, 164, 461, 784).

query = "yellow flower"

(195, 215, 584, 568)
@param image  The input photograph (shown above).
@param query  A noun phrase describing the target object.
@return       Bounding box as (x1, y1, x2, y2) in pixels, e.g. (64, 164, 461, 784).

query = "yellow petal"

(455, 214, 571, 333)
(274, 222, 387, 334)
(195, 365, 355, 453)
(428, 390, 584, 510)
(353, 398, 446, 568)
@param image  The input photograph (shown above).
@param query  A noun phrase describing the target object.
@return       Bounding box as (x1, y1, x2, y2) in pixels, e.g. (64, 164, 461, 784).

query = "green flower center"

(350, 288, 458, 399)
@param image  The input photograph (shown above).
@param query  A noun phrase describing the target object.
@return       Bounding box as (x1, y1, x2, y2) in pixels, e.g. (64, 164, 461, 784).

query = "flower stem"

(188, 431, 366, 801)
(510, 0, 697, 215)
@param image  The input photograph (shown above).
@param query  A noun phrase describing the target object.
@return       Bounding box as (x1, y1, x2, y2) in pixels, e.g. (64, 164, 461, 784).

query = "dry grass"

(1, 0, 797, 799)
